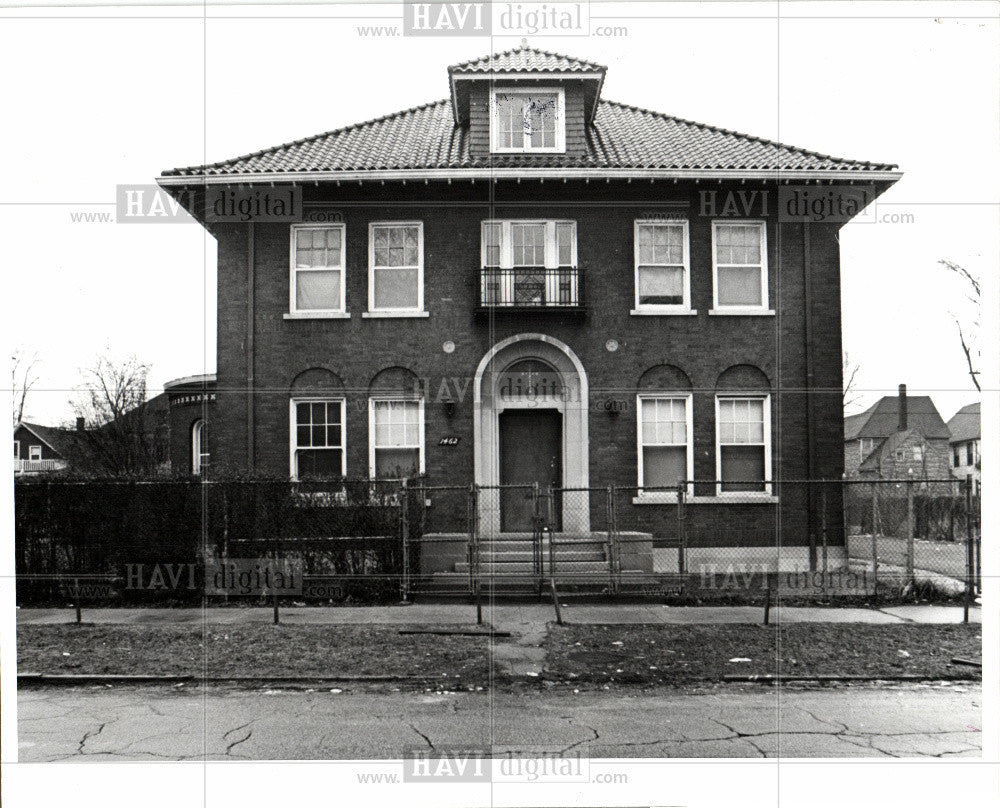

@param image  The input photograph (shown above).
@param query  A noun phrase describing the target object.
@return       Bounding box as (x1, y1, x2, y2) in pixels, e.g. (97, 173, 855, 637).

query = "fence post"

(607, 485, 619, 595)
(906, 480, 915, 588)
(965, 475, 974, 623)
(820, 489, 829, 598)
(73, 577, 82, 625)
(677, 481, 687, 575)
(400, 478, 410, 603)
(870, 484, 879, 598)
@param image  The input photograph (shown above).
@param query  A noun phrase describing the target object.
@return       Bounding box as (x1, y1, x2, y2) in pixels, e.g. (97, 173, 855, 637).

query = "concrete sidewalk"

(17, 603, 980, 628)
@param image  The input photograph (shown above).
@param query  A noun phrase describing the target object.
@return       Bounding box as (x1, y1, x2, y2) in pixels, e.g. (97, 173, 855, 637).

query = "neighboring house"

(947, 402, 980, 493)
(157, 45, 900, 567)
(844, 385, 951, 480)
(163, 374, 217, 476)
(13, 421, 78, 474)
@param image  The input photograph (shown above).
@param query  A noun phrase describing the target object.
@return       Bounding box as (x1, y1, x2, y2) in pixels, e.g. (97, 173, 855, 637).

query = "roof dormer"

(448, 45, 607, 157)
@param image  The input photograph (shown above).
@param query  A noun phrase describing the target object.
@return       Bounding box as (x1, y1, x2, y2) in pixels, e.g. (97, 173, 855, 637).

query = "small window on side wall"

(712, 222, 768, 312)
(13, 440, 20, 460)
(191, 420, 209, 476)
(716, 396, 770, 494)
(29, 445, 42, 461)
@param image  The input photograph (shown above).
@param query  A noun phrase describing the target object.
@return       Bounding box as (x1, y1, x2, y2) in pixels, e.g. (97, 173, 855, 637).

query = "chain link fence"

(16, 476, 980, 615)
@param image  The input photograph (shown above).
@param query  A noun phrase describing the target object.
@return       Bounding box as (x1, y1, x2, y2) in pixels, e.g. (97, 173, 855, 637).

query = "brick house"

(844, 385, 951, 480)
(158, 46, 899, 570)
(947, 402, 980, 493)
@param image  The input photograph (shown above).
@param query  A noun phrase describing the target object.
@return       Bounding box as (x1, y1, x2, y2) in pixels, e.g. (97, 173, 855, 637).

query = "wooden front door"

(498, 409, 562, 532)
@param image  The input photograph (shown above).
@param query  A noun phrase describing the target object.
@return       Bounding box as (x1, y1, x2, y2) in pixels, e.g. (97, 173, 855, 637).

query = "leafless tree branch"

(11, 348, 40, 426)
(939, 259, 981, 392)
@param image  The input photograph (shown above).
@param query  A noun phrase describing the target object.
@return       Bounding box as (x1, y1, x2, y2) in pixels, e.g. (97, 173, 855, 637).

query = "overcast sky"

(2, 0, 997, 426)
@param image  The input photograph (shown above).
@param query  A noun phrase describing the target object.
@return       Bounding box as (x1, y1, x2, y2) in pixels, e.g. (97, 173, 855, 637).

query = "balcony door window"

(481, 220, 577, 307)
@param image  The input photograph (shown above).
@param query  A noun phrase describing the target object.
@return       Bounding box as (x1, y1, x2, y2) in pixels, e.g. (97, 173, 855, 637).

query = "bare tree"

(939, 259, 981, 392)
(843, 351, 862, 411)
(11, 348, 40, 426)
(71, 354, 159, 476)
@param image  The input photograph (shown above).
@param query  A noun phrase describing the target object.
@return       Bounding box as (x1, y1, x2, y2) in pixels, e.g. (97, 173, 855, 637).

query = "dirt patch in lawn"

(544, 624, 982, 686)
(18, 624, 494, 682)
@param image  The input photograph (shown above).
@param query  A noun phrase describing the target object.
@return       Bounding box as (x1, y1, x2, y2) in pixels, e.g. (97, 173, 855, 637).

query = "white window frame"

(636, 394, 694, 501)
(632, 220, 694, 315)
(368, 397, 425, 479)
(288, 223, 348, 318)
(29, 445, 42, 461)
(715, 394, 772, 497)
(366, 221, 426, 317)
(490, 86, 566, 154)
(191, 419, 208, 476)
(480, 220, 578, 305)
(710, 221, 771, 315)
(14, 440, 20, 460)
(289, 398, 347, 479)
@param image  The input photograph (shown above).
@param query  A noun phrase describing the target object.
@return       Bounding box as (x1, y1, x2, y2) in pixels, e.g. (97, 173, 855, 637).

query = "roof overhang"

(160, 168, 903, 186)
(13, 422, 63, 454)
(163, 373, 217, 391)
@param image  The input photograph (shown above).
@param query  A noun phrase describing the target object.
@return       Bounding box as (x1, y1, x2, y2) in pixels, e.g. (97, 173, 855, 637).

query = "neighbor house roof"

(14, 422, 78, 458)
(844, 396, 951, 441)
(161, 98, 898, 178)
(858, 430, 917, 472)
(448, 46, 606, 75)
(946, 402, 980, 444)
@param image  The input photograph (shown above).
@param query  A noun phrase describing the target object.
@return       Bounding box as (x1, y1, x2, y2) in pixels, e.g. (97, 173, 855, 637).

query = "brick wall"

(208, 180, 846, 547)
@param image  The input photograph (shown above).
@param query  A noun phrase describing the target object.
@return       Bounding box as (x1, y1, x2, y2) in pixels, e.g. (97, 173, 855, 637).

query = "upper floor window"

(291, 399, 346, 478)
(712, 222, 769, 313)
(490, 88, 565, 153)
(953, 445, 962, 467)
(966, 442, 976, 466)
(13, 440, 20, 459)
(290, 224, 346, 315)
(634, 221, 691, 312)
(29, 445, 42, 461)
(368, 222, 424, 314)
(716, 395, 771, 495)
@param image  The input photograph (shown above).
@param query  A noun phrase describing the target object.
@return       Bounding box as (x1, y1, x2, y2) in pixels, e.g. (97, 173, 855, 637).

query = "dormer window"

(491, 87, 565, 153)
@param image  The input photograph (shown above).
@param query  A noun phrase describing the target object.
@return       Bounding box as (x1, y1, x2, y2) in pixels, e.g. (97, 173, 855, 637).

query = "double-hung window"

(290, 224, 346, 316)
(368, 222, 424, 315)
(291, 399, 346, 478)
(638, 395, 693, 495)
(712, 222, 769, 313)
(716, 396, 771, 494)
(369, 398, 424, 479)
(491, 88, 565, 153)
(634, 221, 691, 312)
(29, 445, 42, 461)
(481, 220, 577, 307)
(967, 442, 976, 466)
(13, 441, 20, 460)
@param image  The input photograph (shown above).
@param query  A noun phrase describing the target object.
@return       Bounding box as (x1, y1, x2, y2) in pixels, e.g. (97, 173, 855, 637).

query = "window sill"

(284, 311, 350, 320)
(630, 308, 698, 317)
(362, 311, 430, 319)
(709, 308, 775, 316)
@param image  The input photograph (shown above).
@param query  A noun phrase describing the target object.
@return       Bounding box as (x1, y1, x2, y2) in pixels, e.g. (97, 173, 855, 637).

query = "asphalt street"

(16, 682, 981, 761)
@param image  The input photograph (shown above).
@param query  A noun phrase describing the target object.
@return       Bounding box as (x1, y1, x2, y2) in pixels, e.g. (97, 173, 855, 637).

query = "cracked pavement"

(15, 683, 981, 761)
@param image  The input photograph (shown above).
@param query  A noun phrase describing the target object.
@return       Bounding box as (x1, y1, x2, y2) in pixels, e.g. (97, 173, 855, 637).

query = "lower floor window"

(717, 396, 769, 492)
(292, 399, 345, 478)
(638, 395, 691, 490)
(370, 398, 424, 479)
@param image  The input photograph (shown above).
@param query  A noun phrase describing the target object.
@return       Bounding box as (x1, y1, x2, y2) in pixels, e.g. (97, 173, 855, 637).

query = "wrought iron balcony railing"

(477, 267, 583, 311)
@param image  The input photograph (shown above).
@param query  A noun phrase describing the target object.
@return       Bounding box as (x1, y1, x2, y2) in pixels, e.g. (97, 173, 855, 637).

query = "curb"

(17, 673, 447, 686)
(722, 673, 980, 684)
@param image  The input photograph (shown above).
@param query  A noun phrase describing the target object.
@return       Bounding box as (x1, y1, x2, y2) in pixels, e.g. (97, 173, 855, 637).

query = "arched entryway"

(473, 334, 589, 534)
